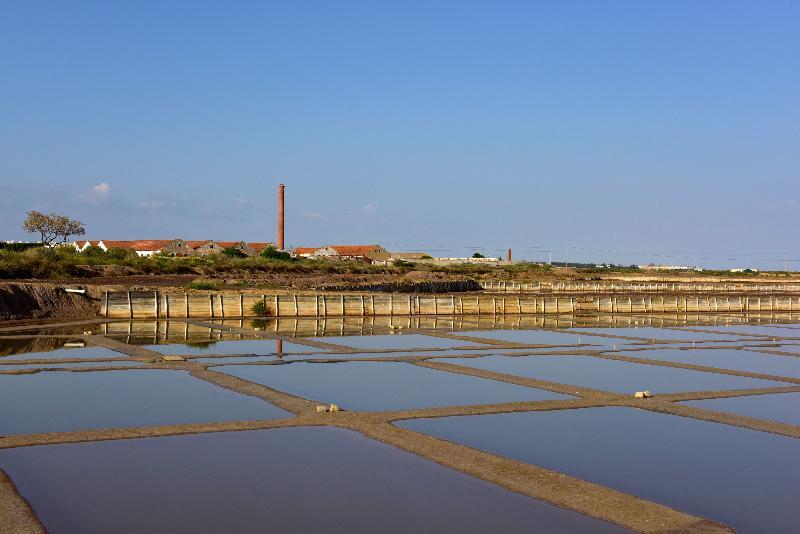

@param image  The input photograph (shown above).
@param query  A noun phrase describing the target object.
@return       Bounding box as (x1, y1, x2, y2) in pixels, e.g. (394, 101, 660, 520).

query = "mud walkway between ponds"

(8, 321, 800, 532)
(0, 470, 44, 533)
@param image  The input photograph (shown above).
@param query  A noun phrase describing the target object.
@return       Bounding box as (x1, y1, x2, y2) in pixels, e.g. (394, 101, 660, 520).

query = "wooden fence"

(102, 291, 800, 319)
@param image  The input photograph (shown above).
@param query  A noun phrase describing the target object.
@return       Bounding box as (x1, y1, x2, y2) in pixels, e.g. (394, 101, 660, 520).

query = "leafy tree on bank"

(53, 215, 85, 244)
(22, 211, 85, 246)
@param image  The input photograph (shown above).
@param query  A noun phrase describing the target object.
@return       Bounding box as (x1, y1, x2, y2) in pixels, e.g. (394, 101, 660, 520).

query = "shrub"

(187, 281, 218, 291)
(252, 300, 269, 316)
(260, 245, 291, 261)
(222, 246, 247, 258)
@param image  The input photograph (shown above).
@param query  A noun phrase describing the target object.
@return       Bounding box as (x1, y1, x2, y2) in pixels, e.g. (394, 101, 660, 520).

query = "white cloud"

(236, 197, 249, 205)
(88, 182, 111, 204)
(362, 203, 378, 217)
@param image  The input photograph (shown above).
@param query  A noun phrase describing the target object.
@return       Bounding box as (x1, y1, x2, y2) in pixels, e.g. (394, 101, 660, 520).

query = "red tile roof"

(294, 247, 320, 255)
(101, 240, 174, 251)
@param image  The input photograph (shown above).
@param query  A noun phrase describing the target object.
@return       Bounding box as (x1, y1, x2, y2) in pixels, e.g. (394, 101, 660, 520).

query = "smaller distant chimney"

(278, 184, 285, 250)
(507, 248, 512, 262)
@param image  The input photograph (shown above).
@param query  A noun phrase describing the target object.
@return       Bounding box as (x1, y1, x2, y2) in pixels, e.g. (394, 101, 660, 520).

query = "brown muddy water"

(399, 407, 800, 533)
(0, 427, 625, 534)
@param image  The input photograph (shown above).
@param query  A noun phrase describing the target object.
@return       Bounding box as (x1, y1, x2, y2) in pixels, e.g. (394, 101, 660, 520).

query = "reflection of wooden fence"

(481, 281, 800, 293)
(102, 291, 800, 319)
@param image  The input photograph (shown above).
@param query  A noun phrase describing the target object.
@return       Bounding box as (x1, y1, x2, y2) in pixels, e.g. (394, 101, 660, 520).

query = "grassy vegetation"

(0, 247, 782, 280)
(0, 246, 396, 279)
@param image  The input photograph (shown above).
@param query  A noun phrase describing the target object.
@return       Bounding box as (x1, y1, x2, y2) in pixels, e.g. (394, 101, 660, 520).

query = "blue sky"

(1, 1, 798, 268)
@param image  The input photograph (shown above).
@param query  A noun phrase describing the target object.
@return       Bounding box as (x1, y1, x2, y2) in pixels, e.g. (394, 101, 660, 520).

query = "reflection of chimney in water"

(276, 338, 283, 359)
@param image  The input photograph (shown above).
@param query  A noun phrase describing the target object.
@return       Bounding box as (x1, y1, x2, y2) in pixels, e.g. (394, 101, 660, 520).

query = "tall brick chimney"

(507, 248, 512, 262)
(278, 184, 285, 250)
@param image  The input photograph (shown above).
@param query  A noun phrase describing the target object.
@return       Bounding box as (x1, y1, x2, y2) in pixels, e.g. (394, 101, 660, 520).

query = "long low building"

(74, 239, 275, 257)
(293, 245, 390, 264)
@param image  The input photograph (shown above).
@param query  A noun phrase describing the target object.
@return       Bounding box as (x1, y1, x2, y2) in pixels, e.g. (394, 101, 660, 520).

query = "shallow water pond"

(432, 355, 788, 394)
(0, 344, 125, 361)
(0, 427, 623, 534)
(0, 360, 143, 371)
(218, 361, 571, 411)
(399, 407, 800, 533)
(615, 348, 800, 379)
(683, 392, 800, 426)
(0, 370, 287, 435)
(309, 333, 475, 350)
(144, 339, 320, 356)
(458, 328, 628, 347)
(682, 325, 800, 339)
(570, 327, 746, 342)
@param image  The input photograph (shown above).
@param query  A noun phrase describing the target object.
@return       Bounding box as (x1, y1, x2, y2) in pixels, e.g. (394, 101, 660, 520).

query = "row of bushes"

(0, 246, 399, 279)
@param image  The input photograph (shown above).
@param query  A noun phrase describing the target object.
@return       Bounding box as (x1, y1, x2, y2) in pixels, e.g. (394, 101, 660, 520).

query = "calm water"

(0, 345, 125, 360)
(0, 360, 143, 370)
(458, 328, 629, 347)
(310, 334, 474, 350)
(683, 392, 800, 426)
(0, 427, 624, 534)
(218, 361, 571, 411)
(683, 325, 800, 339)
(399, 407, 800, 533)
(616, 348, 800, 378)
(144, 339, 320, 356)
(432, 355, 789, 394)
(571, 327, 746, 342)
(0, 370, 287, 435)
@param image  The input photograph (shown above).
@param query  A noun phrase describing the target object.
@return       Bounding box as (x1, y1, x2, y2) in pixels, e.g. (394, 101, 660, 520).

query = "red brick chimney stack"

(278, 184, 285, 250)
(507, 248, 512, 262)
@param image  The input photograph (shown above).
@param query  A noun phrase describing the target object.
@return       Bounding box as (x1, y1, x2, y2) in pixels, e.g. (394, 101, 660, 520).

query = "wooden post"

(154, 291, 159, 318)
(240, 294, 244, 317)
(209, 294, 214, 318)
(294, 294, 299, 317)
(185, 293, 190, 317)
(275, 295, 280, 317)
(322, 295, 327, 316)
(220, 294, 225, 318)
(360, 294, 365, 316)
(104, 291, 109, 318)
(409, 295, 413, 315)
(127, 291, 133, 319)
(164, 293, 170, 318)
(341, 294, 345, 316)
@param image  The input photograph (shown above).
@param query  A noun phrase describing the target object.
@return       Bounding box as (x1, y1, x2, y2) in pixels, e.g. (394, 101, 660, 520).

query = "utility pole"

(548, 249, 552, 265)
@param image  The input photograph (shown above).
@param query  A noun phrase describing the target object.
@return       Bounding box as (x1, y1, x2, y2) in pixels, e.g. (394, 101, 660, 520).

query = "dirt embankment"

(0, 283, 99, 321)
